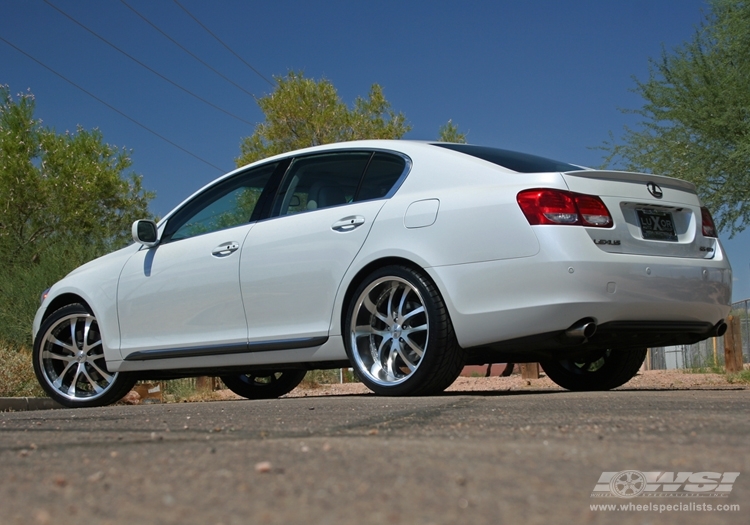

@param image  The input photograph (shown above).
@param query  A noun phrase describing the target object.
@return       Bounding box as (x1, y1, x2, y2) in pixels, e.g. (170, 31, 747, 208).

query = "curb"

(0, 397, 64, 412)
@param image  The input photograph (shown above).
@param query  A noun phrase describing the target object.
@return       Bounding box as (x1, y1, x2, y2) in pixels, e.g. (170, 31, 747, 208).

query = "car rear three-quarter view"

(31, 140, 732, 407)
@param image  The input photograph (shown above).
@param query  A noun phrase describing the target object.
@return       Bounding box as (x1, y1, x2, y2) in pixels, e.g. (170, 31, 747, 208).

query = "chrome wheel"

(350, 276, 429, 386)
(33, 304, 135, 407)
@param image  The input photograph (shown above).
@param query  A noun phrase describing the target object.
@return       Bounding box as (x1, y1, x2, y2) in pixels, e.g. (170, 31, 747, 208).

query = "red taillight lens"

(700, 206, 717, 238)
(517, 189, 578, 225)
(574, 193, 612, 227)
(517, 189, 612, 228)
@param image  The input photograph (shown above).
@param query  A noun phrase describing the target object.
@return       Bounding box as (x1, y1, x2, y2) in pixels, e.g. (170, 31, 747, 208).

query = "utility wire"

(172, 0, 275, 88)
(43, 0, 255, 126)
(0, 36, 224, 173)
(119, 0, 257, 99)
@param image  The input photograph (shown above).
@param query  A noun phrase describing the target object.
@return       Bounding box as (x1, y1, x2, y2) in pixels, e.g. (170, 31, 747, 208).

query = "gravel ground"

(280, 369, 746, 398)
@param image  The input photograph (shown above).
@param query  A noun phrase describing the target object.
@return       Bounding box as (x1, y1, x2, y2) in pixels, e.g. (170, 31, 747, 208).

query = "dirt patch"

(276, 369, 747, 398)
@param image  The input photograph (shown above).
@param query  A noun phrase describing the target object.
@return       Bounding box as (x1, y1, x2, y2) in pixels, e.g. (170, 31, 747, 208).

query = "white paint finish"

(117, 225, 253, 357)
(404, 199, 439, 229)
(240, 200, 385, 342)
(427, 225, 731, 349)
(33, 245, 139, 363)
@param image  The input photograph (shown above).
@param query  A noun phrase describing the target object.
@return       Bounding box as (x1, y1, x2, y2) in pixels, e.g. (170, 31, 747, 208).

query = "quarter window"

(355, 152, 407, 202)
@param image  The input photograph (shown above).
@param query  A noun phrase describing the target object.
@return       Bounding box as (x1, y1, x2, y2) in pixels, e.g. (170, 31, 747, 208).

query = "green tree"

(0, 86, 154, 349)
(0, 86, 154, 263)
(600, 0, 750, 236)
(437, 119, 467, 143)
(236, 72, 411, 166)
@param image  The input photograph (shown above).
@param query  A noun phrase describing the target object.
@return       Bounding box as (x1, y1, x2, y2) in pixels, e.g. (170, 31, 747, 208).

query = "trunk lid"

(561, 170, 717, 259)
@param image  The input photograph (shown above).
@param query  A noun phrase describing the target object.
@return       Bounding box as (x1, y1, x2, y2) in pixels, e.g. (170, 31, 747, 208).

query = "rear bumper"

(426, 235, 732, 352)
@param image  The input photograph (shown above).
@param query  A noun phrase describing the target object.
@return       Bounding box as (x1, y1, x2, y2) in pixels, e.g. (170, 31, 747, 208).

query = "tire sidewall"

(220, 369, 307, 399)
(541, 348, 647, 391)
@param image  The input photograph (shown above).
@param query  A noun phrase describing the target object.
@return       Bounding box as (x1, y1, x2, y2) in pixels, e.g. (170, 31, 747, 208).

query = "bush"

(0, 239, 103, 349)
(0, 344, 43, 397)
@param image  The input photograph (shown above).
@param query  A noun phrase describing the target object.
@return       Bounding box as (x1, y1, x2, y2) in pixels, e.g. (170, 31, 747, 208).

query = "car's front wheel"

(33, 304, 137, 408)
(345, 265, 465, 396)
(540, 348, 647, 391)
(220, 370, 307, 399)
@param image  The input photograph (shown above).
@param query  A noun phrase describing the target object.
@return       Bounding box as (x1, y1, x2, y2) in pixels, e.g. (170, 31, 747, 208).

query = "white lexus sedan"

(32, 140, 732, 407)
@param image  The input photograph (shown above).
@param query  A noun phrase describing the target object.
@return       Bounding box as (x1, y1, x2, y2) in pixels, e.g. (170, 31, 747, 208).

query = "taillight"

(517, 189, 612, 228)
(700, 206, 717, 238)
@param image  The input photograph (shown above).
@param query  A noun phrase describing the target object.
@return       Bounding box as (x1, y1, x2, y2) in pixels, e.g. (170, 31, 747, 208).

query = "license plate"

(637, 209, 677, 241)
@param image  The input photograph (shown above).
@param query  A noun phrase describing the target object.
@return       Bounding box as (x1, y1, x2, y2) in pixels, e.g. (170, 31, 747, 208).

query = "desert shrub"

(0, 344, 43, 397)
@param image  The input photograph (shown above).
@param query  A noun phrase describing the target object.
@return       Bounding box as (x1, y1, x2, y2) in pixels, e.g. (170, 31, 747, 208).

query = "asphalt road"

(1, 389, 748, 525)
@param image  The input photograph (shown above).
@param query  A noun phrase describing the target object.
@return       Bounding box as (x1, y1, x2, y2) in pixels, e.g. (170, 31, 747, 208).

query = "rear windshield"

(432, 143, 585, 173)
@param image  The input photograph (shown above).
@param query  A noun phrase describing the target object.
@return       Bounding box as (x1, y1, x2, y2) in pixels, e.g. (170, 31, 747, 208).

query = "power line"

(0, 36, 224, 173)
(119, 0, 257, 99)
(43, 0, 255, 126)
(172, 0, 275, 88)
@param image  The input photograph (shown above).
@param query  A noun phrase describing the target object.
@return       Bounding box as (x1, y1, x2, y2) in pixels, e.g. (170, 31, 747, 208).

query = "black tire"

(540, 348, 647, 391)
(344, 265, 465, 396)
(33, 304, 137, 408)
(219, 369, 307, 399)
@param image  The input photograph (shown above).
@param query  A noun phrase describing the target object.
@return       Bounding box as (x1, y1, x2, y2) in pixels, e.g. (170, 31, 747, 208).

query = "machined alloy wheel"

(540, 347, 647, 391)
(346, 265, 464, 396)
(33, 304, 136, 408)
(220, 369, 307, 399)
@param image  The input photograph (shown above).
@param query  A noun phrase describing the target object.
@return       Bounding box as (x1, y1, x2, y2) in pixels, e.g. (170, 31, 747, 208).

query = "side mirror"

(132, 220, 159, 247)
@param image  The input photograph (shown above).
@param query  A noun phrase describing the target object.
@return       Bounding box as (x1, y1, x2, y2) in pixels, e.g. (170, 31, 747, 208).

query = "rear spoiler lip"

(562, 170, 697, 194)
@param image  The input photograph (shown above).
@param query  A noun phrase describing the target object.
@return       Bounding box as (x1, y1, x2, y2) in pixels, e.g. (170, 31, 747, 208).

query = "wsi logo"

(591, 471, 740, 498)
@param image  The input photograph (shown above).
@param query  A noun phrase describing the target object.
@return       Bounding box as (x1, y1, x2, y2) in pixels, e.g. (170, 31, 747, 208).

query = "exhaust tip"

(714, 320, 727, 337)
(581, 322, 597, 339)
(565, 318, 598, 340)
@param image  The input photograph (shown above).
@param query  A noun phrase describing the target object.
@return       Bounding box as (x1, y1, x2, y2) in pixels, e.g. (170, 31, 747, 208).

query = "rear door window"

(272, 152, 371, 216)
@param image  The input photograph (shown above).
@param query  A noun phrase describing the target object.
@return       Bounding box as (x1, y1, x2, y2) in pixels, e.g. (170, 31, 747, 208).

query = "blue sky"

(2, 0, 748, 300)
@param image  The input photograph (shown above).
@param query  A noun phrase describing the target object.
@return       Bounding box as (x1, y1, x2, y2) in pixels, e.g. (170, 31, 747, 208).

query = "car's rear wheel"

(345, 265, 465, 396)
(220, 369, 307, 399)
(540, 347, 647, 391)
(33, 304, 136, 408)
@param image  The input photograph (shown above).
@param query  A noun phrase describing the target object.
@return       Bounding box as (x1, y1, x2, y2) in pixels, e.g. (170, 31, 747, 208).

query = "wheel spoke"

(354, 325, 388, 339)
(45, 350, 75, 362)
(386, 282, 399, 321)
(363, 294, 388, 324)
(67, 363, 84, 396)
(396, 346, 417, 372)
(385, 344, 400, 380)
(401, 305, 424, 323)
(49, 336, 76, 354)
(69, 318, 80, 351)
(402, 335, 425, 358)
(396, 288, 409, 320)
(87, 360, 113, 383)
(81, 367, 105, 394)
(53, 361, 77, 388)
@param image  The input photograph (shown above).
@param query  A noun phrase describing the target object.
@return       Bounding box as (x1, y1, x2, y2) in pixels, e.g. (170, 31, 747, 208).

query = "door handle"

(332, 215, 366, 232)
(212, 242, 240, 257)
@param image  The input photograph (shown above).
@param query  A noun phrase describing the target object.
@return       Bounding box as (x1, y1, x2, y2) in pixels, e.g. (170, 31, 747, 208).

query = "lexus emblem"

(647, 182, 663, 199)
